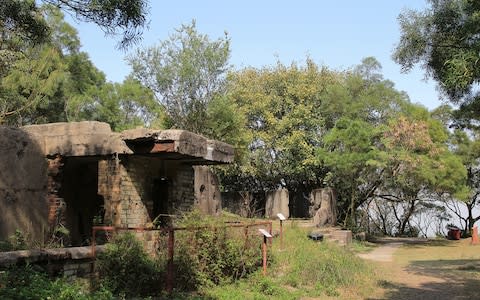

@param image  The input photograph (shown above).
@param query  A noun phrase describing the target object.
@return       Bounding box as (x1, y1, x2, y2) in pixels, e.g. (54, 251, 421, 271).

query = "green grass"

(349, 240, 378, 254)
(202, 225, 378, 299)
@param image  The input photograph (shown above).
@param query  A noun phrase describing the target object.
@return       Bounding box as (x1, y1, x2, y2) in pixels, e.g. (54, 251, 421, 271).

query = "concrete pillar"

(265, 189, 289, 219)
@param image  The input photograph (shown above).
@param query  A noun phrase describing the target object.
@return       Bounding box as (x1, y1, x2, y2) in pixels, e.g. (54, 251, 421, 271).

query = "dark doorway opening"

(152, 177, 169, 227)
(60, 158, 102, 246)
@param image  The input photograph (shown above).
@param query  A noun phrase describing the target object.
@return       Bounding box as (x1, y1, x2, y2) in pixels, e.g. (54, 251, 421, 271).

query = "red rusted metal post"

(262, 235, 268, 275)
(167, 228, 175, 293)
(91, 227, 96, 257)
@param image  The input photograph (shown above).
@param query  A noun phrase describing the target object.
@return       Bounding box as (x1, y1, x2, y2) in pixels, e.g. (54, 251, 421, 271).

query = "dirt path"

(358, 239, 480, 300)
(358, 242, 402, 262)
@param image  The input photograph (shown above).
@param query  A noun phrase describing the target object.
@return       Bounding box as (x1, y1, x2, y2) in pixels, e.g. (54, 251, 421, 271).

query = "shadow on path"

(368, 278, 479, 300)
(362, 238, 480, 300)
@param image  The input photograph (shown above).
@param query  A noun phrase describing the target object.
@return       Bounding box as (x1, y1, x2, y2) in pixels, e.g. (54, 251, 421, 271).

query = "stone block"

(332, 230, 352, 246)
(265, 189, 289, 219)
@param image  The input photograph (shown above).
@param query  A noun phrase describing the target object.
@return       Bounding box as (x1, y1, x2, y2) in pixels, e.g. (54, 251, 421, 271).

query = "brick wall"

(98, 158, 122, 226)
(172, 164, 195, 213)
(47, 155, 64, 230)
(98, 156, 196, 228)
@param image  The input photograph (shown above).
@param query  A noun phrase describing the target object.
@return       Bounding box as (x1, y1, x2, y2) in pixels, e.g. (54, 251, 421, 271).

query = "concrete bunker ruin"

(0, 121, 233, 246)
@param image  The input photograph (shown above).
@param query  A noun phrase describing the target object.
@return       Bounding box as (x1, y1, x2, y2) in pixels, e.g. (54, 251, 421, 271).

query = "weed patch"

(0, 265, 112, 300)
(204, 225, 378, 299)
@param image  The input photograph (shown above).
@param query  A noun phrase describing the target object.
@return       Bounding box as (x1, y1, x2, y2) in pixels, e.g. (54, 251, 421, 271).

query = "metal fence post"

(167, 228, 175, 293)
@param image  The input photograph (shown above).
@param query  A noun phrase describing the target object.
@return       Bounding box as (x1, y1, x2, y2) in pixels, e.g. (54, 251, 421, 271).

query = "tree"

(446, 128, 480, 233)
(317, 58, 467, 231)
(128, 21, 231, 135)
(319, 117, 385, 227)
(81, 78, 164, 131)
(0, 5, 104, 125)
(0, 45, 66, 125)
(0, 5, 158, 129)
(393, 0, 480, 121)
(318, 58, 415, 227)
(377, 112, 466, 236)
(224, 59, 339, 194)
(1, 0, 149, 49)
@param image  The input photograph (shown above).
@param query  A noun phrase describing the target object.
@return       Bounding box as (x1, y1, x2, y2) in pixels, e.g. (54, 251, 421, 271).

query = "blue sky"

(71, 0, 441, 109)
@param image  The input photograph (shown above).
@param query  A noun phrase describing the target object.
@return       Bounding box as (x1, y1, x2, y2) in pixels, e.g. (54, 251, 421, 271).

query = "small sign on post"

(277, 213, 286, 249)
(277, 213, 286, 221)
(259, 229, 272, 275)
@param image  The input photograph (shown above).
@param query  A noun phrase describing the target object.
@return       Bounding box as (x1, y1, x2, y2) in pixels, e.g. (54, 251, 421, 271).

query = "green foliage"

(0, 6, 159, 129)
(79, 77, 164, 131)
(276, 227, 369, 293)
(1, 0, 148, 49)
(317, 73, 466, 231)
(128, 20, 234, 136)
(223, 59, 338, 192)
(0, 45, 67, 125)
(205, 226, 377, 299)
(319, 117, 385, 226)
(0, 230, 29, 252)
(96, 211, 263, 296)
(447, 128, 480, 232)
(0, 265, 113, 300)
(96, 232, 162, 297)
(48, 0, 149, 49)
(393, 0, 480, 123)
(0, 0, 49, 47)
(158, 210, 262, 290)
(205, 95, 250, 158)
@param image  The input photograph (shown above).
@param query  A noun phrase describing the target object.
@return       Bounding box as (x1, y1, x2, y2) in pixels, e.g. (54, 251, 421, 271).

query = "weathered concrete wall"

(1, 121, 233, 247)
(221, 191, 266, 218)
(0, 246, 104, 279)
(121, 129, 235, 164)
(265, 189, 290, 219)
(194, 166, 221, 215)
(23, 121, 131, 157)
(0, 127, 48, 242)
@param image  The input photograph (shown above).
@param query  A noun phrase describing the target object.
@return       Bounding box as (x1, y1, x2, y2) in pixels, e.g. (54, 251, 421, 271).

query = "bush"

(157, 210, 263, 291)
(95, 211, 264, 296)
(96, 232, 162, 297)
(0, 230, 28, 252)
(204, 225, 378, 299)
(0, 265, 112, 300)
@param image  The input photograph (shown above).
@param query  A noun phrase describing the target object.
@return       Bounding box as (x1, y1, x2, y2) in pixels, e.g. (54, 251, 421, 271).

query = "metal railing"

(91, 220, 273, 293)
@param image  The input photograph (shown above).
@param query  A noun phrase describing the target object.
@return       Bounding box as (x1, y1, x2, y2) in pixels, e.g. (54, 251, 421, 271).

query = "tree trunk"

(398, 199, 416, 236)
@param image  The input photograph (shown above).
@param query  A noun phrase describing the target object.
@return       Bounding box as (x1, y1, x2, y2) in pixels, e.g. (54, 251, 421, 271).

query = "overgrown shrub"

(0, 230, 28, 252)
(95, 211, 264, 296)
(157, 210, 263, 290)
(96, 232, 162, 297)
(0, 265, 112, 300)
(204, 225, 378, 299)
